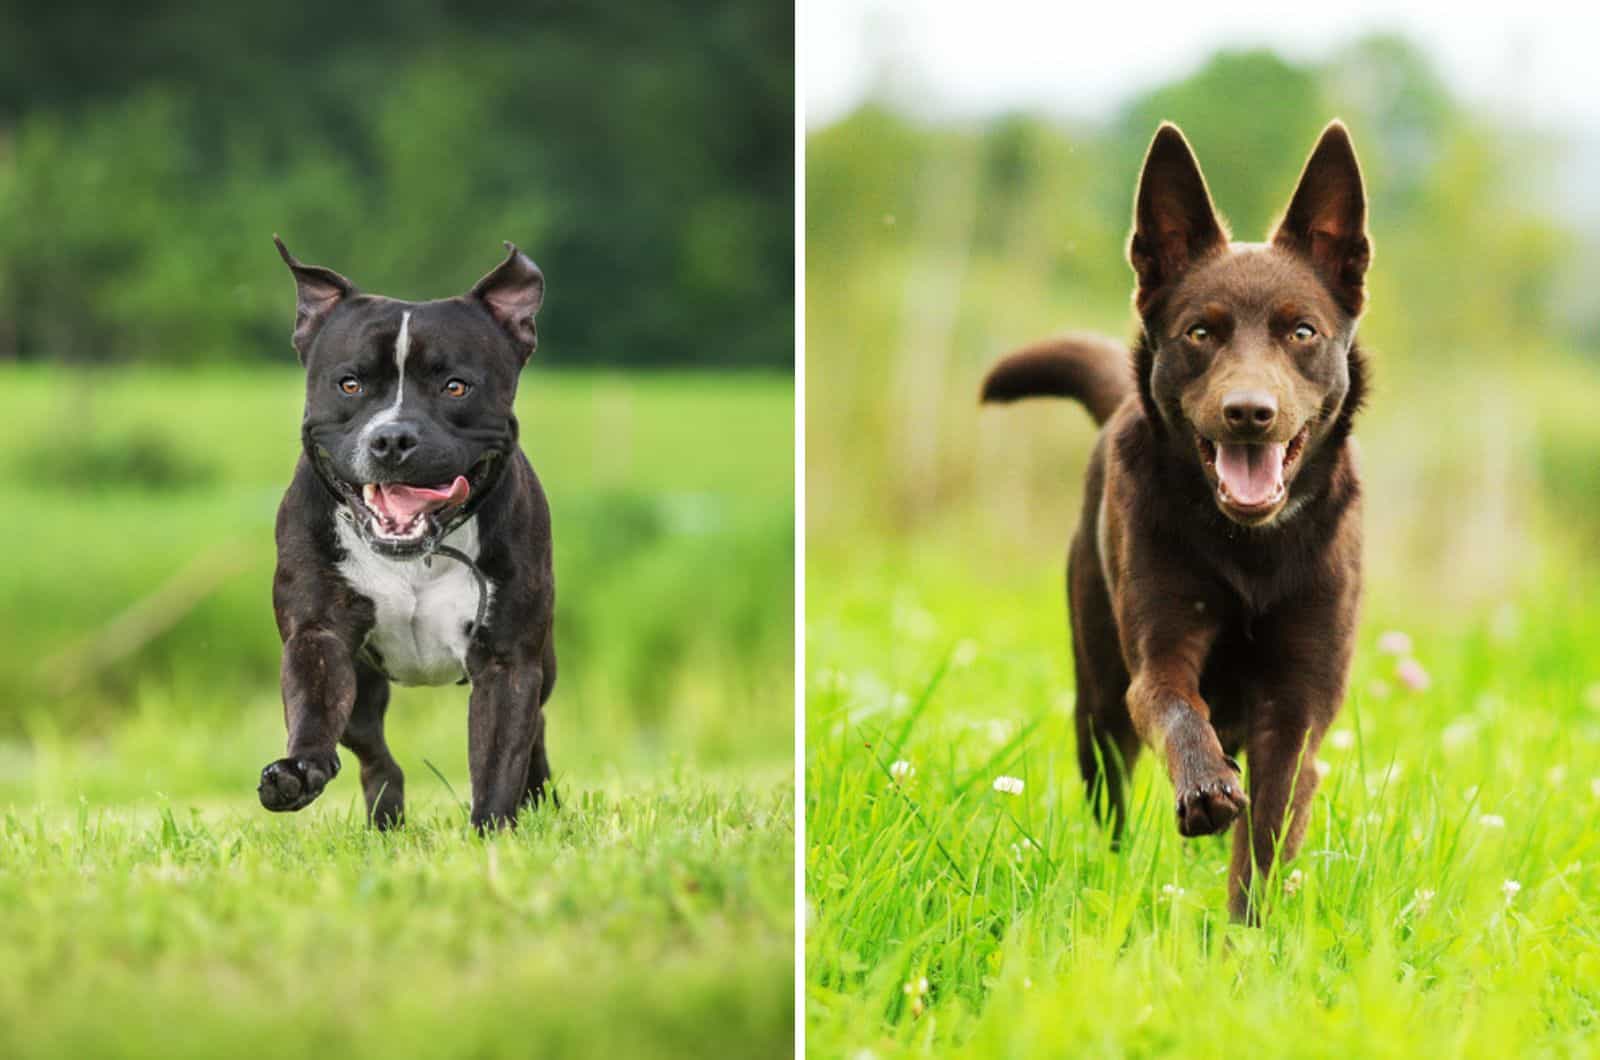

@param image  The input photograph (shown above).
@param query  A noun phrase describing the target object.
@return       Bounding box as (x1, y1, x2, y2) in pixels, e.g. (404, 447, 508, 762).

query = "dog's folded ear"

(1272, 121, 1371, 315)
(471, 243, 544, 360)
(274, 236, 356, 361)
(1128, 123, 1229, 313)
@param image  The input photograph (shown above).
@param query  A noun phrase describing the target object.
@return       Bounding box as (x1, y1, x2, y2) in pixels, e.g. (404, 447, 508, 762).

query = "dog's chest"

(334, 517, 494, 687)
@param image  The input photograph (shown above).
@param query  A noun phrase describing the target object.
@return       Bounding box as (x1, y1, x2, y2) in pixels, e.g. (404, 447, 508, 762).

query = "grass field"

(805, 354, 1600, 1057)
(0, 365, 795, 1058)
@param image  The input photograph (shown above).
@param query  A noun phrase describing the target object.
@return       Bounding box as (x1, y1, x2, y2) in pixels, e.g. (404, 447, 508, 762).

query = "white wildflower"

(1396, 658, 1431, 692)
(1415, 888, 1435, 916)
(1441, 719, 1476, 751)
(904, 976, 930, 1017)
(1283, 868, 1304, 896)
(1479, 814, 1505, 829)
(993, 775, 1024, 796)
(889, 760, 914, 781)
(1365, 765, 1402, 796)
(893, 602, 937, 641)
(1377, 631, 1413, 655)
(1329, 729, 1355, 751)
(1314, 758, 1332, 779)
(1502, 879, 1522, 903)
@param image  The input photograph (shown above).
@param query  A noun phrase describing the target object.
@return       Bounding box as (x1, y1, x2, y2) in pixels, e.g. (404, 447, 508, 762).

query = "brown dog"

(982, 121, 1370, 920)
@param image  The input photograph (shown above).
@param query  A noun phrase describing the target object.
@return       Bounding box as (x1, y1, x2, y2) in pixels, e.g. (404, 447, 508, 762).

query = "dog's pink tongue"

(376, 476, 470, 523)
(1215, 443, 1285, 506)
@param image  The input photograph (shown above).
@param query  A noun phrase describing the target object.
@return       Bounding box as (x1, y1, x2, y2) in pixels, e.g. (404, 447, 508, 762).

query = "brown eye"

(339, 376, 362, 395)
(1186, 324, 1212, 343)
(1292, 323, 1317, 342)
(443, 379, 471, 398)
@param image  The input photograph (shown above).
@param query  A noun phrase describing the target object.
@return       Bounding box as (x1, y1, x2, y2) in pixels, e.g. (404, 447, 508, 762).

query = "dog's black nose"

(1222, 390, 1277, 434)
(368, 422, 420, 465)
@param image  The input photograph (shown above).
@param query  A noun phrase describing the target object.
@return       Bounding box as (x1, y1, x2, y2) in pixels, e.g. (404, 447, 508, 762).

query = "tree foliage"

(807, 35, 1580, 366)
(0, 1, 794, 368)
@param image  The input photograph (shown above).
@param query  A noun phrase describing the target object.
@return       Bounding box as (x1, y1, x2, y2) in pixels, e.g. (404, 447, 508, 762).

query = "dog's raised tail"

(979, 332, 1132, 427)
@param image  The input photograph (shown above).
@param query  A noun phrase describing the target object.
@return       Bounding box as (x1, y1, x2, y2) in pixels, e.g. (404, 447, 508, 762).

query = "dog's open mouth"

(360, 478, 471, 543)
(315, 448, 501, 554)
(1196, 425, 1310, 521)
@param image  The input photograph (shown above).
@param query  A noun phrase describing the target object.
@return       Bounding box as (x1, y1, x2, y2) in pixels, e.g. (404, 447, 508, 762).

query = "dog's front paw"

(258, 752, 341, 812)
(1174, 758, 1246, 837)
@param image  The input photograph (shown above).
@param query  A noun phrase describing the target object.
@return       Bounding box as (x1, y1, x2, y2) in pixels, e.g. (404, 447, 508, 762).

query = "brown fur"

(982, 121, 1371, 921)
(980, 333, 1131, 424)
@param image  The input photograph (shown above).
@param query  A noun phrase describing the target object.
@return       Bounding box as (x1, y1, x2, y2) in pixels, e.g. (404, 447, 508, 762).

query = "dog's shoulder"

(272, 456, 373, 637)
(472, 449, 554, 579)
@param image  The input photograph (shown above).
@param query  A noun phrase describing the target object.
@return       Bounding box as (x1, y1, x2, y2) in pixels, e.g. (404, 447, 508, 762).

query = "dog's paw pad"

(258, 754, 339, 812)
(1175, 773, 1247, 837)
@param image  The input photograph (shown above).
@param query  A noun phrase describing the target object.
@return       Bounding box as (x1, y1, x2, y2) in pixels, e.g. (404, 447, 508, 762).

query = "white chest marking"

(353, 311, 413, 482)
(335, 513, 493, 687)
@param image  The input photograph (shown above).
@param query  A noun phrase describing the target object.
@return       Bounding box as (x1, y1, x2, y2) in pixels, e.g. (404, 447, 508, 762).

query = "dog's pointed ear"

(1272, 121, 1371, 315)
(274, 236, 355, 361)
(1128, 123, 1229, 312)
(470, 242, 544, 360)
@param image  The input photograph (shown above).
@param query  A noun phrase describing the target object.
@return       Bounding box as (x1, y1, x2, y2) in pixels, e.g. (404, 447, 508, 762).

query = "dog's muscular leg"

(339, 661, 405, 828)
(259, 626, 356, 812)
(1129, 672, 1247, 837)
(523, 710, 557, 809)
(521, 636, 559, 808)
(1228, 722, 1325, 922)
(1123, 620, 1246, 838)
(1227, 590, 1355, 920)
(467, 654, 548, 829)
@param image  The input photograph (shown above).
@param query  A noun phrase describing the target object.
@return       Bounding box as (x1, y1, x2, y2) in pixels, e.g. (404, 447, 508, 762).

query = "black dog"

(259, 238, 557, 830)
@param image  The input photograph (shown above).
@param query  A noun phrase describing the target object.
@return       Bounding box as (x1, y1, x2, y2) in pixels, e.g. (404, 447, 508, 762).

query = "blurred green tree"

(805, 34, 1590, 535)
(1115, 49, 1327, 239)
(0, 1, 794, 369)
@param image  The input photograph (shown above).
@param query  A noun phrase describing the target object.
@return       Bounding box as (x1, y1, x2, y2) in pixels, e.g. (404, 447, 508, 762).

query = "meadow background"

(0, 5, 795, 1057)
(805, 29, 1600, 1058)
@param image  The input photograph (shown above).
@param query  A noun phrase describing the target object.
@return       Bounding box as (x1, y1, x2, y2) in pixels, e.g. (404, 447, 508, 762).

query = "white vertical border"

(792, 0, 807, 1052)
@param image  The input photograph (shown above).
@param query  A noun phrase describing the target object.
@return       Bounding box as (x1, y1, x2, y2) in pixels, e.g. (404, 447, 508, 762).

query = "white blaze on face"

(389, 310, 412, 416)
(354, 310, 414, 480)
